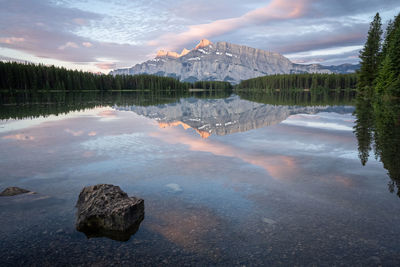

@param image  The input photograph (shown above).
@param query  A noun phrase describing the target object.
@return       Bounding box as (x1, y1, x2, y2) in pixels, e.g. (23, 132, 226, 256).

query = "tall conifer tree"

(358, 13, 382, 90)
(376, 13, 400, 96)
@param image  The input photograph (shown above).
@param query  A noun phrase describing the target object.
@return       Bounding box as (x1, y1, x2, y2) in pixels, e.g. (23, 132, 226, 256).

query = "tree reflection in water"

(354, 88, 400, 196)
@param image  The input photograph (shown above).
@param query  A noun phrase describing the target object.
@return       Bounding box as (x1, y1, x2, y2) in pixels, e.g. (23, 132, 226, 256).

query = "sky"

(0, 0, 399, 73)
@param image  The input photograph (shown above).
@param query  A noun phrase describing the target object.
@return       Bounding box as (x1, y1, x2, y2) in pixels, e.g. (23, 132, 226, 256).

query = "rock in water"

(75, 184, 144, 241)
(0, 187, 33, 196)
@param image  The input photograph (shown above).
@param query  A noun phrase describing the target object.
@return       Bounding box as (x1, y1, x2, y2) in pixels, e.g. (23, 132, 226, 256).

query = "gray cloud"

(0, 0, 399, 69)
(289, 49, 362, 65)
(309, 0, 400, 17)
(0, 0, 151, 69)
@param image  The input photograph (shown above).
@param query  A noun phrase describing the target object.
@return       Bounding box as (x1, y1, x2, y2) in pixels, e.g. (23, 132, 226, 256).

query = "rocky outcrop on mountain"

(75, 184, 144, 241)
(110, 39, 359, 84)
(115, 95, 354, 138)
(195, 38, 212, 49)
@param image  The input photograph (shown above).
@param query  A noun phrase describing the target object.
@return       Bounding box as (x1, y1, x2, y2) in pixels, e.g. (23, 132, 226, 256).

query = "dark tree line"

(0, 61, 232, 92)
(236, 73, 358, 91)
(238, 90, 355, 106)
(0, 61, 187, 92)
(190, 81, 232, 90)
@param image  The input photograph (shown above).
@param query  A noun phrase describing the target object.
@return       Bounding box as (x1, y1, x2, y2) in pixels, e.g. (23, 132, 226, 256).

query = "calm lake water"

(0, 91, 399, 266)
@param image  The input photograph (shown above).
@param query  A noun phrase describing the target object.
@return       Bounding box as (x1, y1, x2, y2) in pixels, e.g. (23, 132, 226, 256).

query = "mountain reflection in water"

(116, 95, 355, 138)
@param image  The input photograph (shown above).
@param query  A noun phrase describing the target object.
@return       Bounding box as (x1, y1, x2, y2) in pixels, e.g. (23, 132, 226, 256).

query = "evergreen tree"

(353, 90, 374, 165)
(375, 13, 400, 96)
(381, 19, 394, 60)
(358, 13, 382, 90)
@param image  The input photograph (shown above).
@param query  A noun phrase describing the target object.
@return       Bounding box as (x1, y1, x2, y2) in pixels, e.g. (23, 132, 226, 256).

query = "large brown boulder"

(75, 184, 144, 241)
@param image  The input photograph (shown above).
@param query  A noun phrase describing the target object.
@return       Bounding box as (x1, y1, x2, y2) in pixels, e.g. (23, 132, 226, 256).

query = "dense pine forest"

(0, 61, 232, 92)
(236, 73, 358, 91)
(191, 80, 232, 90)
(237, 90, 355, 106)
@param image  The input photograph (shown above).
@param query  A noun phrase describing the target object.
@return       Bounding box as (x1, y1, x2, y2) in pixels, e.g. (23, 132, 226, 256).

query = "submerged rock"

(165, 183, 183, 193)
(262, 217, 277, 225)
(75, 184, 144, 241)
(0, 187, 33, 196)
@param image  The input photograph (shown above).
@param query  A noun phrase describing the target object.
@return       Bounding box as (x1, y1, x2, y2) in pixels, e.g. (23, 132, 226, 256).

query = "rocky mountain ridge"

(111, 39, 359, 84)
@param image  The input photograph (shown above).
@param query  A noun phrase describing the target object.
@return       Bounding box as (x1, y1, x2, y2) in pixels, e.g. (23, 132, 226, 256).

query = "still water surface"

(0, 92, 399, 266)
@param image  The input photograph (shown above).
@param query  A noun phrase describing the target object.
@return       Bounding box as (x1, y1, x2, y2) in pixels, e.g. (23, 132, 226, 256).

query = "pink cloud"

(95, 62, 116, 70)
(58, 41, 79, 50)
(82, 151, 95, 158)
(98, 110, 117, 118)
(0, 37, 25, 44)
(88, 131, 97, 136)
(72, 18, 87, 26)
(150, 128, 299, 180)
(65, 128, 83, 136)
(150, 0, 310, 50)
(334, 175, 353, 187)
(82, 42, 93, 48)
(2, 134, 34, 141)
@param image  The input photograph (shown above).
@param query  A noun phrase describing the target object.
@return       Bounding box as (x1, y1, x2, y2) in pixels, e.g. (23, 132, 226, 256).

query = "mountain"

(319, 63, 360, 74)
(110, 39, 359, 84)
(115, 95, 354, 138)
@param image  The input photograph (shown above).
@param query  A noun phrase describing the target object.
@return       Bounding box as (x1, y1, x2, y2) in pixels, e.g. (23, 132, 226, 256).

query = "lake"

(0, 91, 399, 266)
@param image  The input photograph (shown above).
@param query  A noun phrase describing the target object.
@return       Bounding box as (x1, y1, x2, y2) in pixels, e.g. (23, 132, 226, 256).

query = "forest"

(237, 90, 355, 106)
(236, 73, 358, 91)
(0, 61, 232, 92)
(353, 12, 400, 196)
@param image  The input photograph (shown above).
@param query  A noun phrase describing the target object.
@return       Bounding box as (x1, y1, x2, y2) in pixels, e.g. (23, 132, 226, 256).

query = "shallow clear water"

(0, 93, 399, 266)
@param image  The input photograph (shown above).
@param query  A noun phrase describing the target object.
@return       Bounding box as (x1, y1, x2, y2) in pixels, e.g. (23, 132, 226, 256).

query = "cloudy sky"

(1, 0, 399, 73)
